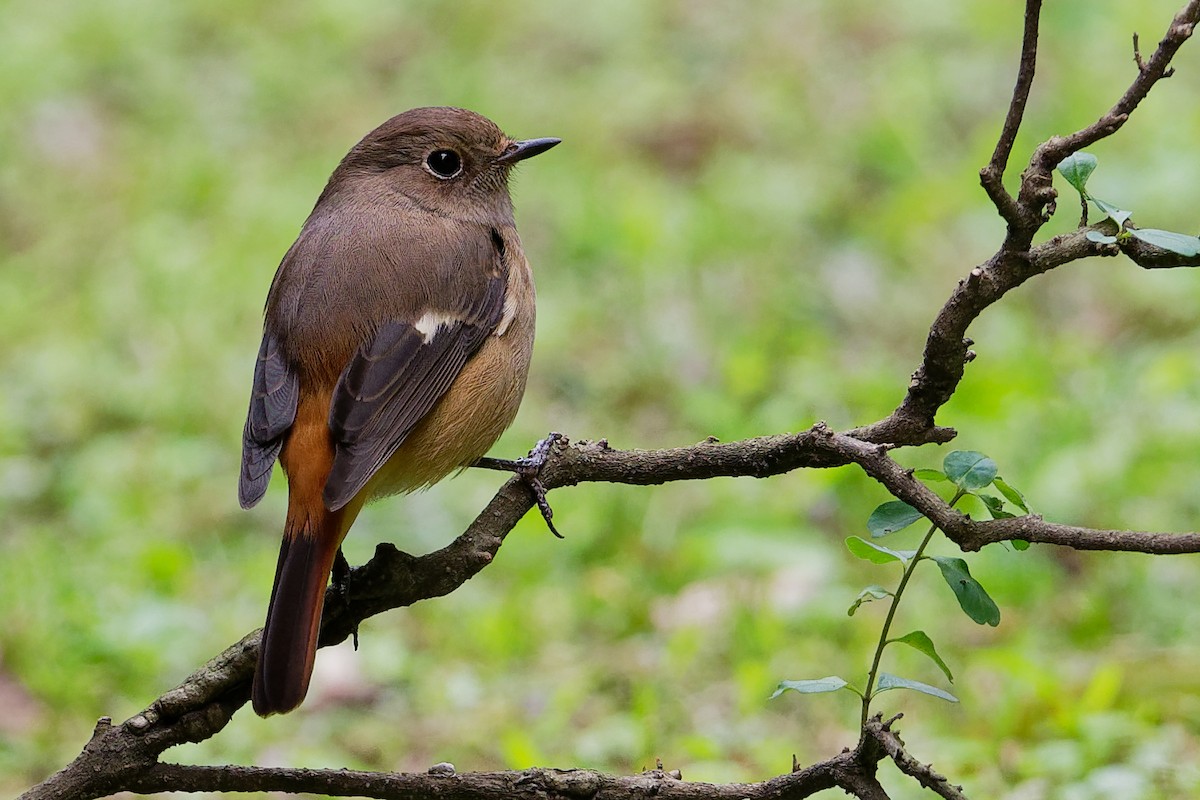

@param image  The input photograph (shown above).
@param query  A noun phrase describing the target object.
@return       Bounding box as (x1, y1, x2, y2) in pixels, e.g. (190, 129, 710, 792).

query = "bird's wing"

(239, 331, 300, 509)
(321, 268, 506, 511)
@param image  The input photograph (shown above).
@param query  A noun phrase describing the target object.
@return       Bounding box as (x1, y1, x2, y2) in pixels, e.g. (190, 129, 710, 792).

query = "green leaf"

(1129, 228, 1200, 256)
(976, 494, 1015, 520)
(1011, 539, 1030, 551)
(978, 494, 1003, 514)
(771, 676, 855, 698)
(1086, 230, 1118, 244)
(876, 672, 959, 703)
(942, 451, 997, 490)
(845, 536, 916, 565)
(933, 556, 1001, 626)
(1056, 152, 1097, 194)
(993, 477, 1029, 513)
(913, 468, 949, 482)
(867, 501, 923, 538)
(890, 630, 954, 682)
(848, 585, 893, 616)
(1090, 197, 1132, 228)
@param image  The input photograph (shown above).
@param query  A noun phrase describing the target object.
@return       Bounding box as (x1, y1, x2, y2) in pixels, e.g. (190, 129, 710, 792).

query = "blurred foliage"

(2, 0, 1200, 797)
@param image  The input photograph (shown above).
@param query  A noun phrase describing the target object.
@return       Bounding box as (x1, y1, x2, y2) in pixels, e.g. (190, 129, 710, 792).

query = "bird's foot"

(474, 432, 564, 538)
(331, 548, 359, 650)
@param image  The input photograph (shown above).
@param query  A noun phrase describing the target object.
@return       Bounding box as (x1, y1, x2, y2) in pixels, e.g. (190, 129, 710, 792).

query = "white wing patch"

(495, 295, 517, 337)
(413, 310, 458, 343)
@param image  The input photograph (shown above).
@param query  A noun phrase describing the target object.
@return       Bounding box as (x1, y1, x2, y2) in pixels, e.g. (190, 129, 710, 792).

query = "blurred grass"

(2, 0, 1200, 797)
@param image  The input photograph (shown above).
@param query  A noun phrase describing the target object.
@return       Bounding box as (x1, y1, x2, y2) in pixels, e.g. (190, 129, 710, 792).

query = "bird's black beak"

(497, 137, 561, 165)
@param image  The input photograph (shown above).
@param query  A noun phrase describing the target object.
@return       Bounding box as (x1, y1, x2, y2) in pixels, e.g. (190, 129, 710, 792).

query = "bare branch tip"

(928, 426, 958, 444)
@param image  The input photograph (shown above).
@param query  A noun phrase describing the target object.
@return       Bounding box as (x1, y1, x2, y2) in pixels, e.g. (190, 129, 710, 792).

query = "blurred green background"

(3, 0, 1200, 797)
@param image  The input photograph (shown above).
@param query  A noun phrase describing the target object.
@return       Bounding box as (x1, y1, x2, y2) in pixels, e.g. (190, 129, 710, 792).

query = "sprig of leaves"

(773, 450, 1031, 725)
(1057, 152, 1200, 256)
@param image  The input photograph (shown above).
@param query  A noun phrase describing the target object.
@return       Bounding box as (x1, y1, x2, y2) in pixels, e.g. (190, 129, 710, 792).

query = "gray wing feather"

(239, 332, 299, 508)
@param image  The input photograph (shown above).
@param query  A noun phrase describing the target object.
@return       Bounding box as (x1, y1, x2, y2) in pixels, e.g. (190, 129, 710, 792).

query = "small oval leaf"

(848, 585, 893, 616)
(1011, 539, 1030, 551)
(890, 630, 954, 683)
(1085, 230, 1118, 244)
(1128, 228, 1200, 257)
(993, 477, 1029, 513)
(913, 468, 949, 482)
(942, 451, 998, 490)
(978, 494, 1004, 514)
(867, 501, 924, 538)
(1056, 152, 1097, 194)
(977, 494, 1015, 520)
(1090, 197, 1132, 228)
(846, 536, 915, 565)
(876, 672, 959, 703)
(771, 676, 850, 699)
(933, 556, 1001, 626)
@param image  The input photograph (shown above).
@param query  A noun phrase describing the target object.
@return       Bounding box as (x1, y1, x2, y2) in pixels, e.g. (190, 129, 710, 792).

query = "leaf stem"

(859, 489, 965, 728)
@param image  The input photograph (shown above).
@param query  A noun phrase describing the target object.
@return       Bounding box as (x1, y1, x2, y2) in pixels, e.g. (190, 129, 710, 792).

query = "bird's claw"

(474, 432, 564, 538)
(330, 548, 360, 650)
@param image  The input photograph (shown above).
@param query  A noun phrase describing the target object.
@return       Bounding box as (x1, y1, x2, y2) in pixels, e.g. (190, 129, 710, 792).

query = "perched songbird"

(238, 107, 559, 716)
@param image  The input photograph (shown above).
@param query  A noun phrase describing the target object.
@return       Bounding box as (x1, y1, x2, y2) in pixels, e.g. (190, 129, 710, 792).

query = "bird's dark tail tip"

(252, 523, 340, 717)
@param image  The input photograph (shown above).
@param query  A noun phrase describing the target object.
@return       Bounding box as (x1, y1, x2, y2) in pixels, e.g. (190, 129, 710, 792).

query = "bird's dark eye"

(426, 149, 462, 178)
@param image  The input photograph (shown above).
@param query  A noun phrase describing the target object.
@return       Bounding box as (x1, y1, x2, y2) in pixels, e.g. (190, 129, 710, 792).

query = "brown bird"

(238, 107, 559, 716)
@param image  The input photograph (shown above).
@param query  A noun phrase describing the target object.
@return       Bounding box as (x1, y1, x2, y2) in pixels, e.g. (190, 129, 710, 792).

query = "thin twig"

(980, 0, 1043, 229)
(1134, 32, 1147, 71)
(816, 428, 1200, 554)
(860, 491, 965, 728)
(853, 226, 1101, 439)
(1022, 1, 1200, 227)
(867, 718, 970, 800)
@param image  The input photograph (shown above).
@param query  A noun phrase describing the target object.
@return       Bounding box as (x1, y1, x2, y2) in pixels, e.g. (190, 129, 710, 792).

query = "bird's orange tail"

(252, 508, 345, 716)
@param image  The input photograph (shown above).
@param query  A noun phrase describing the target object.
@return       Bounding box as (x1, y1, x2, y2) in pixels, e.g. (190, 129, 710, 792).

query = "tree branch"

(872, 1, 1200, 439)
(1015, 1, 1200, 246)
(118, 752, 861, 799)
(24, 420, 1200, 797)
(979, 0, 1043, 231)
(1035, 1, 1200, 169)
(28, 703, 912, 800)
(1121, 228, 1200, 269)
(867, 715, 968, 800)
(853, 223, 1109, 442)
